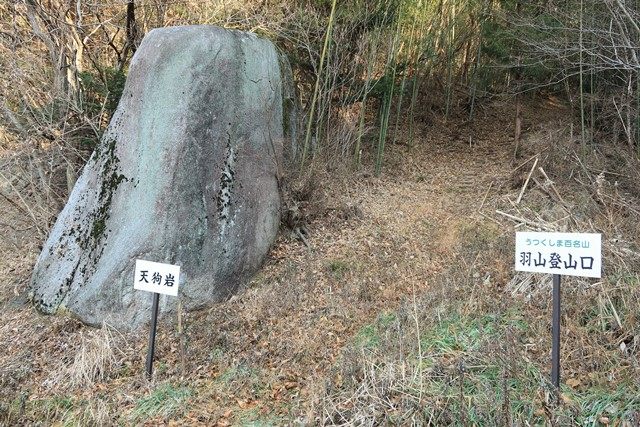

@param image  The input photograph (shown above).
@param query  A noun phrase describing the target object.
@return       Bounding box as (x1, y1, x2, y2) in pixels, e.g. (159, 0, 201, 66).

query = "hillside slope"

(1, 98, 639, 425)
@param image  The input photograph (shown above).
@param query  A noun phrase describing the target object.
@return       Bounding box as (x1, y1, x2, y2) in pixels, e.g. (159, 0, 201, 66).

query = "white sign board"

(134, 259, 181, 296)
(515, 232, 601, 278)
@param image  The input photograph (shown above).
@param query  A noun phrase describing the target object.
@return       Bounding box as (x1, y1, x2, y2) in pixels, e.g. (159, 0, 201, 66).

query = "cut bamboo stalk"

(495, 210, 555, 230)
(516, 157, 538, 204)
(538, 167, 566, 205)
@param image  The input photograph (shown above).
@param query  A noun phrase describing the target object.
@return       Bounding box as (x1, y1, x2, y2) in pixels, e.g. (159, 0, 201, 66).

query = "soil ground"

(1, 98, 639, 425)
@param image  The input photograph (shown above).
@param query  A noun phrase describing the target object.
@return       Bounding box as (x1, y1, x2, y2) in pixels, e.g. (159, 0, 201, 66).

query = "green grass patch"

(5, 395, 114, 426)
(131, 383, 191, 422)
(327, 259, 350, 278)
(341, 307, 554, 424)
(217, 364, 257, 385)
(412, 310, 546, 424)
(216, 362, 269, 398)
(420, 310, 528, 356)
(354, 311, 397, 349)
(565, 385, 640, 425)
(237, 407, 286, 427)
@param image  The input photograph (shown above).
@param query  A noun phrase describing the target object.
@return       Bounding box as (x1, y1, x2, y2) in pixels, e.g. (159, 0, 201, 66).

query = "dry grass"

(2, 1, 639, 424)
(1, 98, 639, 425)
(53, 323, 129, 390)
(308, 100, 640, 425)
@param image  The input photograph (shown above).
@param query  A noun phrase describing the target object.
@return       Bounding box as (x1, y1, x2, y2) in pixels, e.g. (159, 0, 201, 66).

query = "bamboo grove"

(1, 0, 639, 179)
(298, 0, 640, 172)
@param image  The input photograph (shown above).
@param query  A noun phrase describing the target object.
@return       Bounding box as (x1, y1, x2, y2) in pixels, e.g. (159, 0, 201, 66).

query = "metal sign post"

(134, 259, 181, 379)
(551, 274, 561, 397)
(145, 292, 160, 377)
(514, 231, 601, 401)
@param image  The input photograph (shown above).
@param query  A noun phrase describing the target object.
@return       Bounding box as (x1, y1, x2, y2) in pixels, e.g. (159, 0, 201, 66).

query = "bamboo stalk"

(301, 0, 337, 169)
(579, 0, 586, 160)
(516, 157, 538, 204)
(355, 27, 382, 169)
(444, 0, 455, 119)
(392, 2, 419, 146)
(636, 71, 639, 153)
(375, 17, 402, 176)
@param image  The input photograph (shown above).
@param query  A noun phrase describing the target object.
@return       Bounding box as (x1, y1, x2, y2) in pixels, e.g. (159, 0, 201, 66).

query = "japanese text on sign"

(134, 259, 181, 296)
(515, 232, 601, 278)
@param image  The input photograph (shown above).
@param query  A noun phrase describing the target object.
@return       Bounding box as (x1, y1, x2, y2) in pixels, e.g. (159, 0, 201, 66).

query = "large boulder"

(29, 26, 293, 329)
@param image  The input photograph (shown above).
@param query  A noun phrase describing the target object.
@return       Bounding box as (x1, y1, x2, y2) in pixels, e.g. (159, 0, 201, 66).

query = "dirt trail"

(173, 101, 562, 420)
(0, 100, 568, 423)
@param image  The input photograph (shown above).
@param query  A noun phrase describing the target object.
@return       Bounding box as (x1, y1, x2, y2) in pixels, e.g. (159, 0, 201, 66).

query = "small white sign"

(515, 232, 602, 278)
(134, 259, 181, 296)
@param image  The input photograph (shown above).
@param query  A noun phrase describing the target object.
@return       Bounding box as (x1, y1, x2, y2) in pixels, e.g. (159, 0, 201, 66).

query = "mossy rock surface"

(29, 26, 291, 329)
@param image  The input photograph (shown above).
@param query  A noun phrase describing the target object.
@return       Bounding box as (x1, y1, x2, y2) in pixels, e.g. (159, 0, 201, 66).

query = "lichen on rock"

(29, 26, 290, 329)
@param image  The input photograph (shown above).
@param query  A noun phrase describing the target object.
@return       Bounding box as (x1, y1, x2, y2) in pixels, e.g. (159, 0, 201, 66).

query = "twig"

(0, 189, 29, 217)
(0, 171, 44, 235)
(506, 195, 519, 210)
(479, 211, 503, 226)
(572, 152, 593, 183)
(598, 192, 640, 216)
(495, 210, 555, 230)
(294, 227, 311, 250)
(177, 300, 186, 381)
(512, 153, 539, 173)
(532, 176, 561, 205)
(601, 283, 623, 330)
(478, 181, 494, 211)
(516, 157, 538, 204)
(586, 167, 630, 179)
(538, 167, 566, 205)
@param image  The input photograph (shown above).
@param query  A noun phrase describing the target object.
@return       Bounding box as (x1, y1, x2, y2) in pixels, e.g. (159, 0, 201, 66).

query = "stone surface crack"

(217, 131, 236, 236)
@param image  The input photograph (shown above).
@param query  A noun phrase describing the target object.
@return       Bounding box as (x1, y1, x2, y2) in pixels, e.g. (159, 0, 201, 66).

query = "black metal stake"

(551, 274, 561, 400)
(146, 292, 160, 378)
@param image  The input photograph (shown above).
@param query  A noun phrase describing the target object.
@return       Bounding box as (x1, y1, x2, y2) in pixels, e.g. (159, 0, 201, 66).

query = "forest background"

(1, 0, 640, 425)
